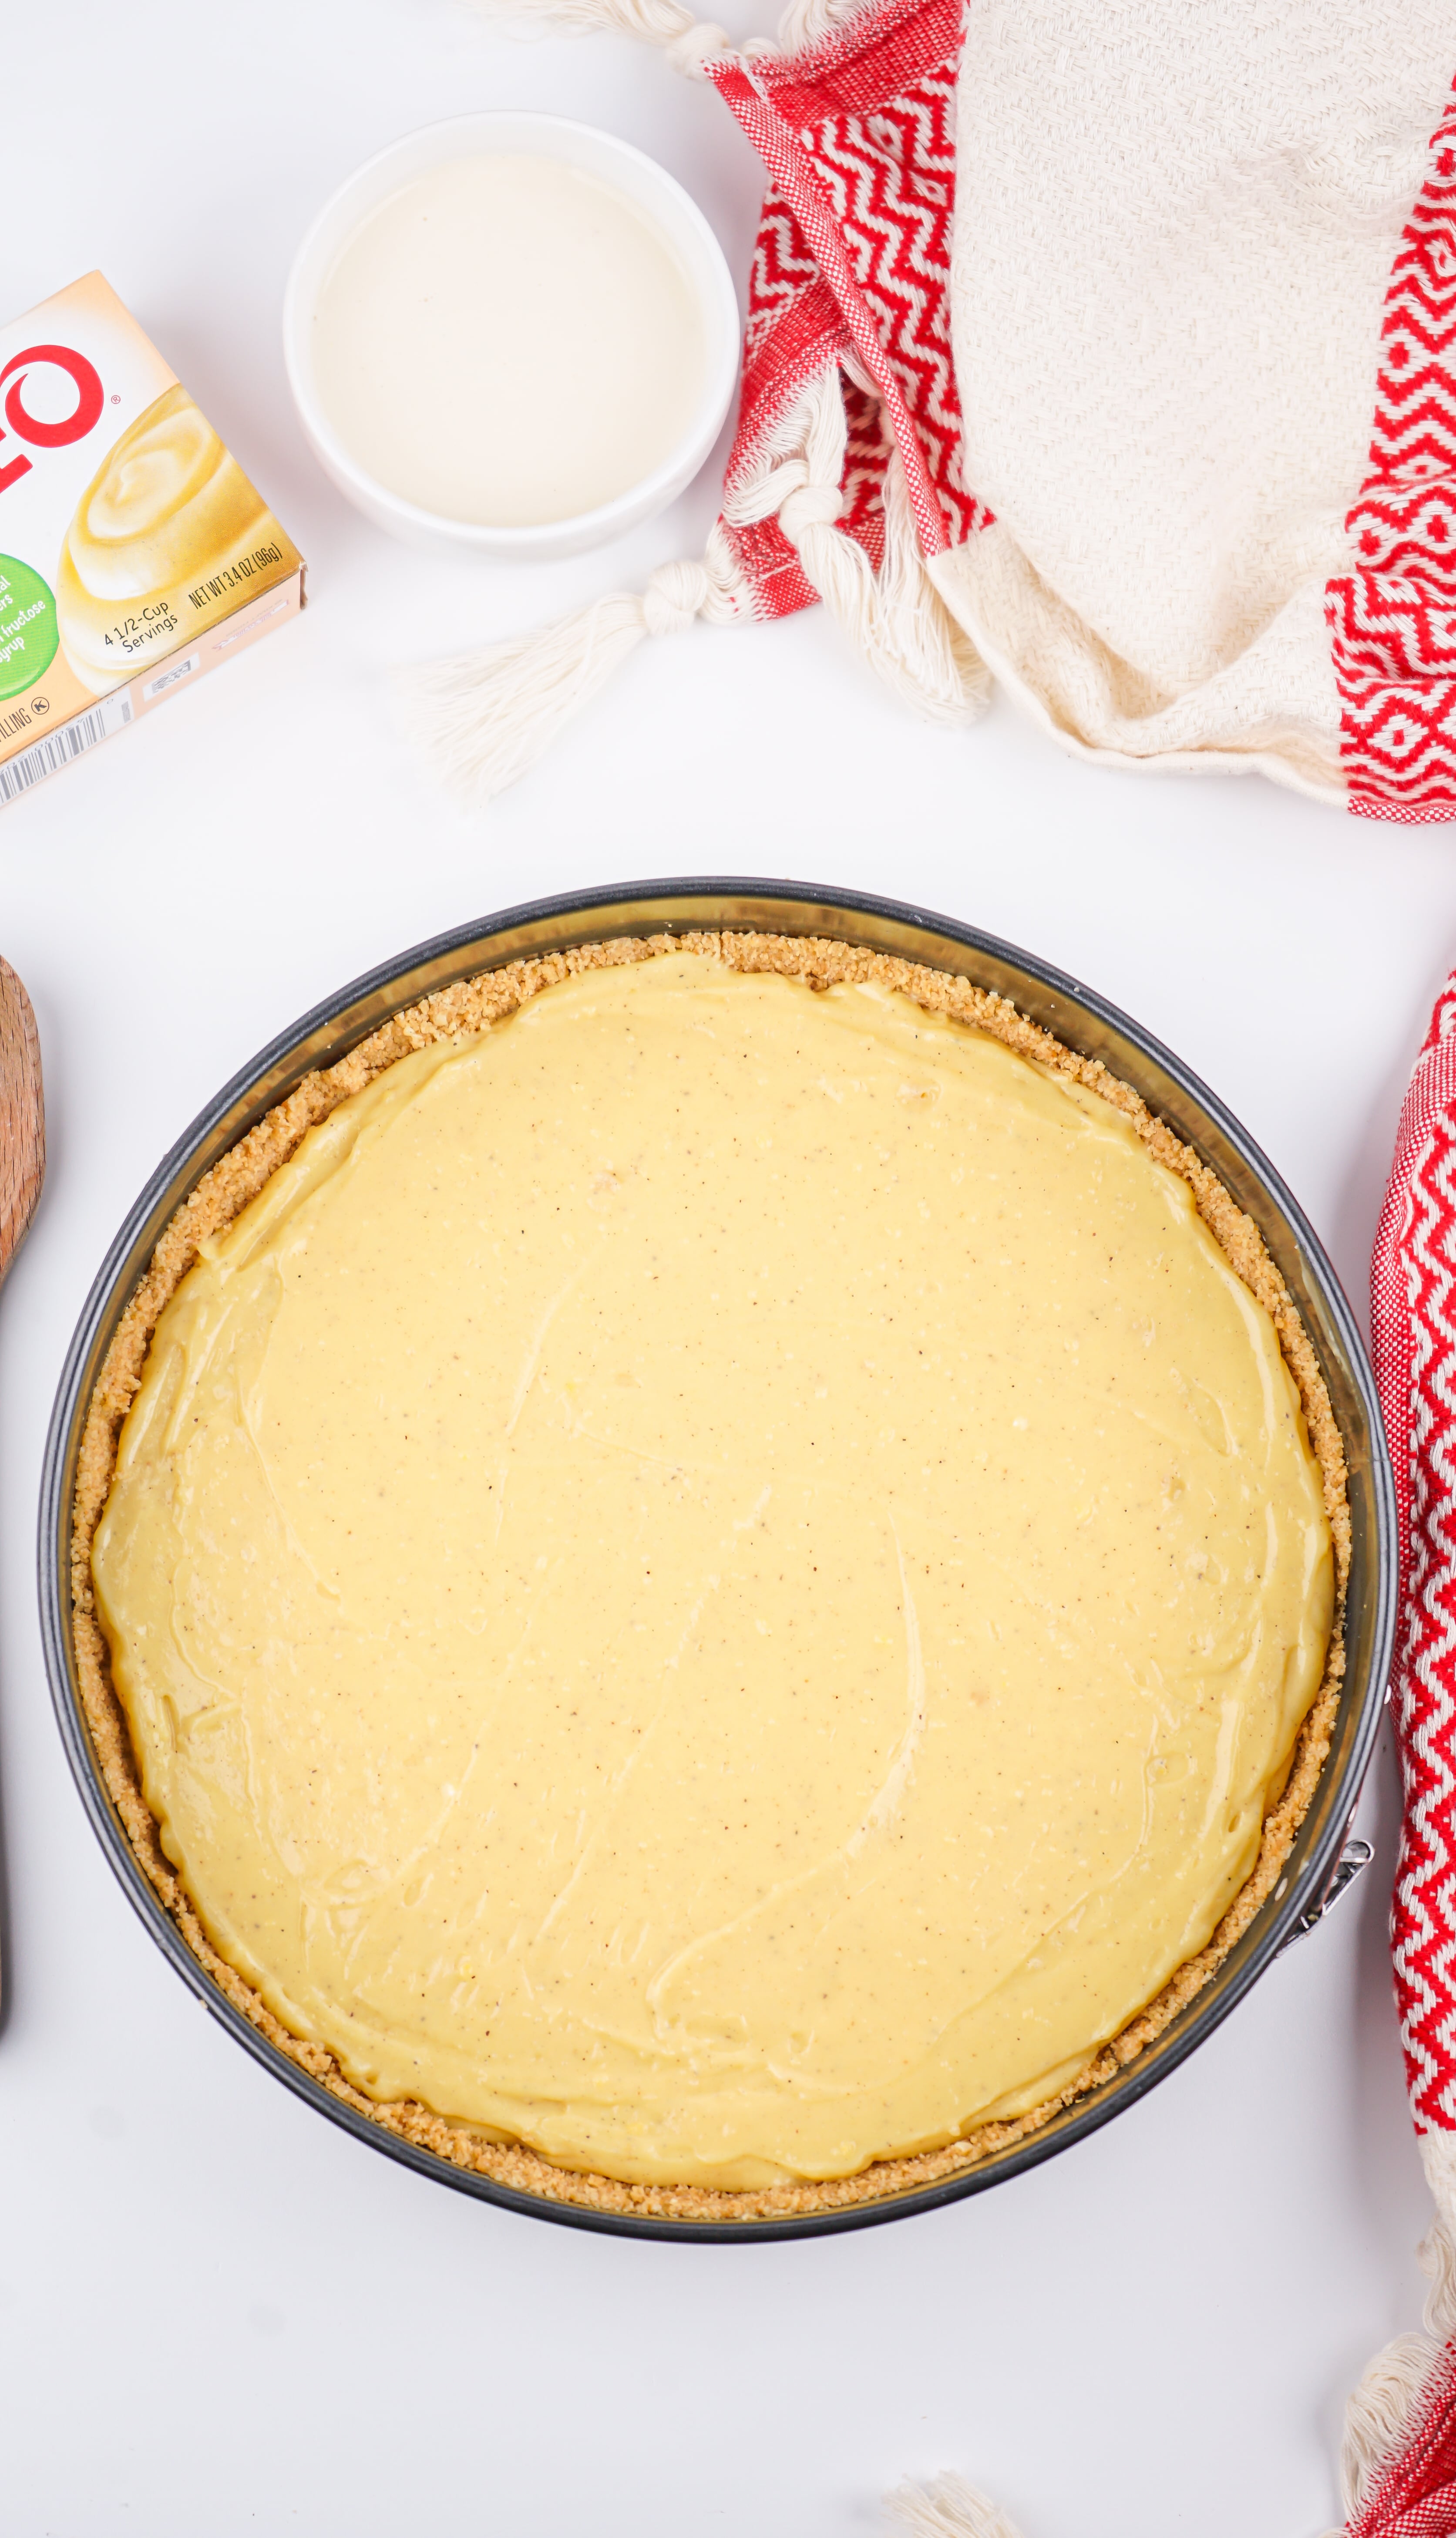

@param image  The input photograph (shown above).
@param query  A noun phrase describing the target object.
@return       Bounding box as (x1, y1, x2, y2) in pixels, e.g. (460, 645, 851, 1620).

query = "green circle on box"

(0, 553, 59, 702)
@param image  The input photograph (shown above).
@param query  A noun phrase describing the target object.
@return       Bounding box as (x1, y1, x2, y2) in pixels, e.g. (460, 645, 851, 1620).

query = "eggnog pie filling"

(92, 954, 1333, 2188)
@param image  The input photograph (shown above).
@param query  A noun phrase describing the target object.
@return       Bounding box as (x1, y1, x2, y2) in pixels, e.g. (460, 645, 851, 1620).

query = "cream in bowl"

(284, 115, 742, 560)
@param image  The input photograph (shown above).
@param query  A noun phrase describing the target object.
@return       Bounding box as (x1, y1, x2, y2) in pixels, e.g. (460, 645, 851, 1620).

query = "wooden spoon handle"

(0, 958, 44, 1286)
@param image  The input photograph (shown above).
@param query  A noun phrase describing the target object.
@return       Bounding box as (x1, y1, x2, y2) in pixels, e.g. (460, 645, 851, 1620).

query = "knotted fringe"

(728, 357, 986, 731)
(884, 2471, 1028, 2538)
(402, 526, 749, 803)
(401, 361, 986, 806)
(1311, 2129, 1456, 2537)
(475, 0, 863, 77)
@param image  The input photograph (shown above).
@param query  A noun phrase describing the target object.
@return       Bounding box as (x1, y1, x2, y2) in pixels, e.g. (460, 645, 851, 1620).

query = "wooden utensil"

(0, 957, 44, 1286)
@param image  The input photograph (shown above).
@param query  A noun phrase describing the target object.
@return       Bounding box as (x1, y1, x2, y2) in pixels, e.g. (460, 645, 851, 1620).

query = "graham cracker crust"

(68, 931, 1350, 2225)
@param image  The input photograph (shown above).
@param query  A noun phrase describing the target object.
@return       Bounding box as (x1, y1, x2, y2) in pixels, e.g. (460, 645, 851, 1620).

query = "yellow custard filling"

(92, 954, 1332, 2187)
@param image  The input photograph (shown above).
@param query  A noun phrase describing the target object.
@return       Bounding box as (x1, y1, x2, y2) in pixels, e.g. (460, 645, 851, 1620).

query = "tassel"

(399, 533, 750, 805)
(474, 0, 868, 72)
(884, 2473, 1029, 2538)
(469, 0, 758, 72)
(775, 0, 864, 46)
(1335, 2332, 1451, 2527)
(1313, 2129, 1456, 2533)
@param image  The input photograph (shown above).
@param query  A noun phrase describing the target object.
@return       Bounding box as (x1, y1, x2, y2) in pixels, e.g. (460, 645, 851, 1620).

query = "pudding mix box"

(0, 272, 304, 808)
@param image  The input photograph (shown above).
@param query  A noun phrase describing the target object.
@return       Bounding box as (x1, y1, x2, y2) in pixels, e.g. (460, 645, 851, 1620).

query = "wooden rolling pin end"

(0, 955, 44, 1285)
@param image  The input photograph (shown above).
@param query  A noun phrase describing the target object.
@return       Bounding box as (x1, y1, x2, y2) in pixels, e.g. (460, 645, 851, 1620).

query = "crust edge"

(67, 930, 1350, 2225)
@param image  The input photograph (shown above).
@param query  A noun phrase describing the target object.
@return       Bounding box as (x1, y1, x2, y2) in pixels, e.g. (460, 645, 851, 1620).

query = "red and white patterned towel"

(1344, 980, 1456, 2538)
(419, 0, 1456, 823)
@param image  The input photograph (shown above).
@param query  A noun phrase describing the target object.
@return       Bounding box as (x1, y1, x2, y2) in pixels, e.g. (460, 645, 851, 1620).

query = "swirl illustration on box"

(57, 384, 276, 695)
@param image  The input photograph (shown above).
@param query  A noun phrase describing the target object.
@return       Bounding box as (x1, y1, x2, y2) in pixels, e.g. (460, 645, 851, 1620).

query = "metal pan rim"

(37, 875, 1398, 2240)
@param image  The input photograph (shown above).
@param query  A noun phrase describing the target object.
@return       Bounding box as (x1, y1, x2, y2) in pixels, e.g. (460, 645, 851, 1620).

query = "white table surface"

(1, 7, 1446, 2533)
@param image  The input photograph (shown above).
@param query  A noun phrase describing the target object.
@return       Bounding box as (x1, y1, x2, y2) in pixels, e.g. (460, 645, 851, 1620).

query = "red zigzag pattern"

(805, 78, 983, 550)
(724, 187, 893, 620)
(1374, 988, 1456, 2131)
(707, 0, 988, 624)
(1329, 82, 1456, 823)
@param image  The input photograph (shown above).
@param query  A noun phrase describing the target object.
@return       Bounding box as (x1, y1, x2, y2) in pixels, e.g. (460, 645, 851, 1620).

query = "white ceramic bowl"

(283, 112, 743, 562)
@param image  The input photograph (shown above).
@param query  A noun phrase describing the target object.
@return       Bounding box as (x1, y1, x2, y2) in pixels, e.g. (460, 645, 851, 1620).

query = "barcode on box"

(0, 693, 132, 807)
